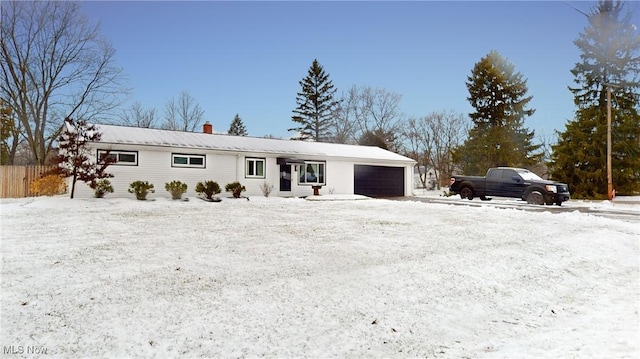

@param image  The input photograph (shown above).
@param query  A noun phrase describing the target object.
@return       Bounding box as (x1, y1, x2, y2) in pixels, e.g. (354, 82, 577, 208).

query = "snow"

(1, 193, 638, 358)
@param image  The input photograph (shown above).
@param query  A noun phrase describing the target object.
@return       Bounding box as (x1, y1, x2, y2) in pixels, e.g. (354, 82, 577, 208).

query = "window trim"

(245, 157, 266, 179)
(298, 161, 326, 186)
(171, 153, 206, 169)
(97, 150, 138, 166)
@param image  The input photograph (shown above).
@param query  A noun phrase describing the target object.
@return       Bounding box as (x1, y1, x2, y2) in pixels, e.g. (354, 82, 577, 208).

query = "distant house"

(72, 123, 416, 199)
(414, 166, 439, 190)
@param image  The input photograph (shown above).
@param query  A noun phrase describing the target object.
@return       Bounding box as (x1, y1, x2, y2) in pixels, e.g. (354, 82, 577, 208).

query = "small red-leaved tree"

(53, 117, 114, 199)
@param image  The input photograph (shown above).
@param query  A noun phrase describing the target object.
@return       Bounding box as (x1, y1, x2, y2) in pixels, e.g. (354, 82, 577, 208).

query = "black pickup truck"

(449, 167, 570, 205)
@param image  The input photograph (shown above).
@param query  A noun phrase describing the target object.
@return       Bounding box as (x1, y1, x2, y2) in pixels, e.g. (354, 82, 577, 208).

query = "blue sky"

(81, 1, 638, 141)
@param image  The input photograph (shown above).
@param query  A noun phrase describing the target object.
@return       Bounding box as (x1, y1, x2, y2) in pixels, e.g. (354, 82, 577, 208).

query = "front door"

(279, 165, 291, 192)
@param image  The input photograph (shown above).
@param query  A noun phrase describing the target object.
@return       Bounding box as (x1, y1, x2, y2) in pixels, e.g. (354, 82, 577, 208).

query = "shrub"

(195, 180, 221, 200)
(29, 174, 66, 196)
(165, 180, 188, 200)
(225, 181, 246, 198)
(128, 180, 155, 200)
(93, 179, 114, 198)
(259, 181, 274, 197)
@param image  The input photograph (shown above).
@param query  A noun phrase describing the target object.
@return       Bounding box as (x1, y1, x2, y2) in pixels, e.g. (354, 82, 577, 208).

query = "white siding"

(76, 144, 239, 199)
(208, 153, 238, 192)
(324, 160, 354, 195)
(405, 166, 414, 196)
(72, 143, 415, 199)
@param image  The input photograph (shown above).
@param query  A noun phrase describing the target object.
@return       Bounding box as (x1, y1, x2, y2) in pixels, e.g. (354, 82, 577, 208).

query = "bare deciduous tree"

(162, 91, 205, 132)
(120, 102, 157, 128)
(1, 1, 127, 164)
(359, 87, 403, 139)
(533, 131, 558, 178)
(330, 86, 360, 144)
(403, 117, 434, 189)
(402, 111, 468, 189)
(332, 85, 403, 150)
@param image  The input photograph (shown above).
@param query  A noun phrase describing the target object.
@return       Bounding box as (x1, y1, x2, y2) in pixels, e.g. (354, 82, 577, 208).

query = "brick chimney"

(203, 121, 213, 134)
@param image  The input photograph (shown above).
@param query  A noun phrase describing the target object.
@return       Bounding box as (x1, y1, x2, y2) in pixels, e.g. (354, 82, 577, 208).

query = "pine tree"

(358, 130, 390, 150)
(455, 51, 541, 175)
(52, 118, 113, 199)
(228, 114, 248, 136)
(550, 0, 640, 199)
(0, 100, 13, 165)
(290, 59, 338, 141)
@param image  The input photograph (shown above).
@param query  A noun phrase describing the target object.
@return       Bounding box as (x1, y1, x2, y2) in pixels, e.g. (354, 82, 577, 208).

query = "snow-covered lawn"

(1, 195, 638, 358)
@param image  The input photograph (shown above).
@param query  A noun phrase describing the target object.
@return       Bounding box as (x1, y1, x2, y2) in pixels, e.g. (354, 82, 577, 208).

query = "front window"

(299, 162, 325, 185)
(172, 154, 205, 168)
(98, 150, 138, 166)
(246, 158, 265, 178)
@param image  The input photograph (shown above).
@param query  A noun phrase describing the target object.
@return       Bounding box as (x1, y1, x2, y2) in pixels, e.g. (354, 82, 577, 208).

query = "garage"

(354, 165, 405, 197)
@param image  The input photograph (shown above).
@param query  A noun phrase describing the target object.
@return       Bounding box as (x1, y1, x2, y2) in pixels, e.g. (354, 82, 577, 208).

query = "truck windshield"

(517, 170, 543, 181)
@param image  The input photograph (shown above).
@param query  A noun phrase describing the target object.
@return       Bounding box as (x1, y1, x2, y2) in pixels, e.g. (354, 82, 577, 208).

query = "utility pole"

(604, 83, 621, 200)
(607, 85, 613, 200)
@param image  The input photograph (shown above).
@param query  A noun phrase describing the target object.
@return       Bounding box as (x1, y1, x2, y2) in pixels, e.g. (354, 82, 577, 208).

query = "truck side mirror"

(512, 176, 522, 183)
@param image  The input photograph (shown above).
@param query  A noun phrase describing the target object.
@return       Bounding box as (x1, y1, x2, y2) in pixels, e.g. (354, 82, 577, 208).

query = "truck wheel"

(526, 191, 544, 205)
(460, 187, 474, 200)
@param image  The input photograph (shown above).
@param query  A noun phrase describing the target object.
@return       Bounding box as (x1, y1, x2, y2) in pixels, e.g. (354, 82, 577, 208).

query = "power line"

(563, 1, 590, 18)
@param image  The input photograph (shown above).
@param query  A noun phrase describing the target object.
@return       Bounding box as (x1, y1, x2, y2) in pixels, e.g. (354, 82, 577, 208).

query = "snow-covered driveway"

(408, 194, 640, 222)
(1, 195, 638, 358)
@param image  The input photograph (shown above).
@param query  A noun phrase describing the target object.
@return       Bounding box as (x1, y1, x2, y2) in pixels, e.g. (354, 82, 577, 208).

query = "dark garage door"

(354, 165, 405, 197)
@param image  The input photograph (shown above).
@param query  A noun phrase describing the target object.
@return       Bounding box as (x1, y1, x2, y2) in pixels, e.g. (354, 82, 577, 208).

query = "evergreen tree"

(290, 59, 338, 141)
(228, 114, 248, 136)
(455, 51, 541, 175)
(1, 100, 13, 165)
(358, 130, 390, 150)
(52, 118, 114, 199)
(551, 0, 640, 199)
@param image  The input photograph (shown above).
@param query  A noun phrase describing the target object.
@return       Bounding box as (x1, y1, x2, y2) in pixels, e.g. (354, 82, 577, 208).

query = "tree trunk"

(70, 173, 77, 199)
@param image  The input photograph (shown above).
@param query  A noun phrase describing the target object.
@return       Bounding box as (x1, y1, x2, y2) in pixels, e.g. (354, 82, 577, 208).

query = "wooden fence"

(0, 165, 60, 198)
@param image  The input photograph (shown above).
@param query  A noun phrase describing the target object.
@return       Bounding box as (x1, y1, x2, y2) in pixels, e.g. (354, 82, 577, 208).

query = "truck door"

(485, 169, 504, 196)
(502, 169, 526, 198)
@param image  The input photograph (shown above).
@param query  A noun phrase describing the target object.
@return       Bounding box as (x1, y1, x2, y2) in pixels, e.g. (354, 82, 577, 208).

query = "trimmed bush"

(225, 181, 246, 198)
(195, 180, 221, 200)
(93, 179, 114, 198)
(165, 180, 188, 200)
(29, 174, 67, 196)
(128, 180, 155, 200)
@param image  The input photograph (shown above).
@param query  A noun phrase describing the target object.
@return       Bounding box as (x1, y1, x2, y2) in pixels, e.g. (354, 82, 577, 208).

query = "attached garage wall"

(354, 165, 405, 197)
